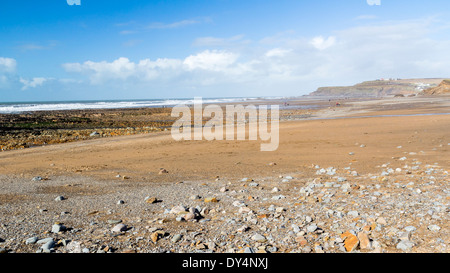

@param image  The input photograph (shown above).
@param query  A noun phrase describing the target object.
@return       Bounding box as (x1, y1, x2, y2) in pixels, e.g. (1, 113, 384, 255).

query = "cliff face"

(422, 80, 450, 95)
(310, 79, 444, 97)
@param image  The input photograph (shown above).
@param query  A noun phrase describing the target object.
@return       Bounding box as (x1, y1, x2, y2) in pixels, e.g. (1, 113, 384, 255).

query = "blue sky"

(1, 0, 450, 102)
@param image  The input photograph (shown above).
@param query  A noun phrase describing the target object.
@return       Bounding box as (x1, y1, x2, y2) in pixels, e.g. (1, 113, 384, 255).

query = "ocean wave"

(0, 97, 264, 114)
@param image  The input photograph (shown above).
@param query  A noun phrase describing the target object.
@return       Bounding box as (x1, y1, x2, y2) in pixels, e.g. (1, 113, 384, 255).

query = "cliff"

(422, 80, 450, 95)
(310, 78, 444, 97)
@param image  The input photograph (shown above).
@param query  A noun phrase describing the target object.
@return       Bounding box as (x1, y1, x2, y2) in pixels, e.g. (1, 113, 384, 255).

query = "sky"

(1, 0, 450, 102)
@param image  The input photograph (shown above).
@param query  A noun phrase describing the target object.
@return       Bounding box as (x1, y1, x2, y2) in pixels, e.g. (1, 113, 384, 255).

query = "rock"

(248, 182, 259, 187)
(314, 245, 325, 253)
(184, 212, 196, 220)
(271, 187, 280, 192)
(241, 178, 253, 182)
(0, 248, 7, 254)
(150, 232, 159, 243)
(396, 240, 415, 251)
(158, 168, 169, 175)
(237, 225, 249, 233)
(90, 131, 100, 137)
(376, 217, 387, 225)
(66, 241, 83, 253)
(219, 187, 228, 193)
(37, 238, 54, 245)
(427, 225, 441, 231)
(54, 196, 65, 201)
(238, 207, 252, 214)
(307, 224, 318, 233)
(357, 232, 371, 250)
(151, 231, 165, 243)
(145, 197, 158, 204)
(190, 195, 201, 200)
(170, 205, 187, 214)
(398, 232, 411, 241)
(204, 197, 218, 203)
(32, 176, 43, 181)
(41, 240, 56, 253)
(51, 224, 66, 233)
(172, 234, 182, 243)
(244, 247, 255, 253)
(272, 195, 286, 200)
(25, 237, 38, 245)
(404, 226, 417, 232)
(341, 231, 359, 252)
(111, 223, 128, 232)
(295, 236, 308, 246)
(251, 234, 267, 243)
(347, 211, 359, 218)
(117, 200, 125, 204)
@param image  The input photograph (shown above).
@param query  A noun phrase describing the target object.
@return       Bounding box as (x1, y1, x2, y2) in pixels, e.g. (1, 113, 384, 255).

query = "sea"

(0, 97, 287, 114)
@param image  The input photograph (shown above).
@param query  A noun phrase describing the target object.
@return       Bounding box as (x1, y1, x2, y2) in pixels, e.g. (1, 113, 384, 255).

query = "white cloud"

(61, 17, 450, 95)
(20, 77, 49, 90)
(0, 57, 17, 73)
(147, 19, 199, 29)
(265, 48, 292, 58)
(310, 36, 336, 50)
(183, 50, 238, 72)
(193, 35, 248, 47)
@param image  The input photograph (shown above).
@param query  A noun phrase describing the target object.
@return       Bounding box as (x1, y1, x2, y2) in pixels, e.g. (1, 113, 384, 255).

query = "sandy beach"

(0, 96, 448, 253)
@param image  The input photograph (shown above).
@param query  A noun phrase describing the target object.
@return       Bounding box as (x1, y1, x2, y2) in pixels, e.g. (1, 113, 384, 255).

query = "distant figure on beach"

(336, 102, 341, 106)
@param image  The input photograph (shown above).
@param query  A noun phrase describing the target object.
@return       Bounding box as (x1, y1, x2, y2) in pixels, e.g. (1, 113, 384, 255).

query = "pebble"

(272, 195, 285, 200)
(358, 232, 371, 250)
(427, 225, 441, 231)
(307, 224, 318, 233)
(170, 206, 187, 214)
(341, 232, 359, 252)
(244, 247, 255, 253)
(111, 223, 128, 232)
(54, 196, 65, 201)
(404, 226, 417, 232)
(172, 234, 182, 243)
(41, 240, 56, 253)
(37, 237, 54, 245)
(251, 234, 267, 243)
(347, 211, 359, 217)
(396, 240, 415, 251)
(31, 176, 43, 181)
(145, 197, 158, 204)
(51, 224, 66, 233)
(107, 219, 122, 224)
(271, 187, 280, 192)
(25, 236, 38, 245)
